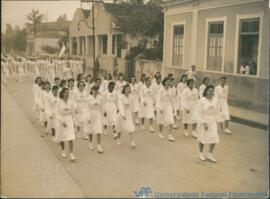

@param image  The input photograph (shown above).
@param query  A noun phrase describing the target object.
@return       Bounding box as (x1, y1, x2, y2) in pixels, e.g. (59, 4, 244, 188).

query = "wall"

(164, 12, 192, 69)
(196, 1, 269, 77)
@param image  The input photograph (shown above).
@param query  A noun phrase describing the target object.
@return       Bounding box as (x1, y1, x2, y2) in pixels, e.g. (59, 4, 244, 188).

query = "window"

(79, 37, 86, 56)
(237, 18, 260, 75)
(172, 25, 184, 67)
(207, 22, 224, 71)
(112, 35, 115, 55)
(116, 35, 122, 58)
(72, 37, 77, 55)
(102, 35, 108, 54)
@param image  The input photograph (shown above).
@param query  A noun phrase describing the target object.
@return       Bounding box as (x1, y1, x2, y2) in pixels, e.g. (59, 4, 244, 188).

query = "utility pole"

(80, 0, 99, 78)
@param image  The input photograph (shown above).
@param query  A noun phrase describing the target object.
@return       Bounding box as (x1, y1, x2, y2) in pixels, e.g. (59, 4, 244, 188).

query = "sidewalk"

(229, 105, 268, 130)
(1, 86, 85, 198)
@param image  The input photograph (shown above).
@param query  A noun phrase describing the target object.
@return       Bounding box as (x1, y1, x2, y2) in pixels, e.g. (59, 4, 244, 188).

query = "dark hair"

(94, 77, 101, 83)
(154, 72, 161, 79)
(179, 74, 187, 82)
(220, 76, 227, 81)
(35, 77, 41, 84)
(76, 73, 83, 82)
(122, 83, 130, 94)
(59, 87, 69, 99)
(162, 77, 169, 86)
(77, 80, 86, 88)
(118, 73, 124, 80)
(130, 76, 136, 83)
(167, 73, 173, 78)
(68, 78, 74, 83)
(59, 79, 67, 88)
(186, 79, 194, 86)
(90, 85, 99, 95)
(156, 75, 162, 81)
(108, 81, 115, 89)
(52, 85, 59, 90)
(54, 77, 60, 81)
(203, 85, 215, 97)
(86, 74, 92, 83)
(202, 77, 210, 84)
(140, 73, 146, 81)
(105, 73, 112, 80)
(145, 77, 151, 82)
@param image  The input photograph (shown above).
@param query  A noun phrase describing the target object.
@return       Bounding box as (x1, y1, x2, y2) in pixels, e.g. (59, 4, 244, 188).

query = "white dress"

(138, 85, 155, 119)
(116, 94, 135, 133)
(46, 93, 59, 131)
(88, 94, 103, 134)
(170, 86, 178, 115)
(63, 67, 73, 80)
(74, 89, 89, 127)
(199, 84, 206, 99)
(55, 99, 75, 142)
(214, 85, 230, 122)
(39, 90, 48, 123)
(196, 97, 220, 144)
(32, 84, 40, 111)
(152, 83, 163, 111)
(181, 87, 199, 124)
(130, 83, 140, 112)
(102, 90, 118, 126)
(177, 82, 187, 111)
(100, 80, 110, 94)
(115, 80, 126, 95)
(156, 87, 175, 126)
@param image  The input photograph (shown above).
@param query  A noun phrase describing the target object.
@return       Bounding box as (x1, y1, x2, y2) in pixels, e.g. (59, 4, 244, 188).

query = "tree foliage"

(123, 2, 163, 60)
(25, 9, 45, 36)
(2, 24, 27, 54)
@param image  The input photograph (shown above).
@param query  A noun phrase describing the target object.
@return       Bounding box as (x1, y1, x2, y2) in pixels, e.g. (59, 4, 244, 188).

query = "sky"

(1, 0, 84, 32)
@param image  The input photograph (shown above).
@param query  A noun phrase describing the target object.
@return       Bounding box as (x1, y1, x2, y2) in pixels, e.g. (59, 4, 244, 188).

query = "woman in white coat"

(115, 84, 137, 148)
(152, 75, 163, 120)
(138, 77, 155, 132)
(181, 79, 199, 137)
(46, 85, 59, 141)
(32, 77, 42, 113)
(199, 77, 210, 99)
(176, 74, 187, 119)
(196, 85, 219, 162)
(156, 77, 175, 141)
(88, 85, 104, 153)
(74, 81, 89, 138)
(214, 76, 232, 134)
(56, 88, 76, 161)
(130, 77, 140, 125)
(102, 81, 118, 137)
(115, 73, 126, 95)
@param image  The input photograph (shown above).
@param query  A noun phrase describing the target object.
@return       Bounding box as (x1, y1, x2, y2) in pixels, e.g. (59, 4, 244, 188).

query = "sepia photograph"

(1, 0, 269, 198)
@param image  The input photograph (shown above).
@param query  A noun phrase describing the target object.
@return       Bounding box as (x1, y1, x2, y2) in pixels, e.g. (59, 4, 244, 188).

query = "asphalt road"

(2, 76, 269, 197)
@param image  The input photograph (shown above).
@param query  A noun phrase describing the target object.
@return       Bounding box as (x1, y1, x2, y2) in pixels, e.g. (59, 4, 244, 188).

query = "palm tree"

(25, 9, 44, 36)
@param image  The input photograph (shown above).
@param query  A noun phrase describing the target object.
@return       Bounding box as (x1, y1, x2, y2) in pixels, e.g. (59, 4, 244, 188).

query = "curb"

(231, 115, 268, 130)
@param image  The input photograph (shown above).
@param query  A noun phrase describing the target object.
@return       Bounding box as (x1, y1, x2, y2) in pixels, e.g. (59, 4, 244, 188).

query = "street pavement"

(1, 76, 269, 198)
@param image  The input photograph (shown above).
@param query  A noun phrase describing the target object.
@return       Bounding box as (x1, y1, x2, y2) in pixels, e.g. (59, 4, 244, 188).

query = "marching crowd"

(1, 57, 232, 163)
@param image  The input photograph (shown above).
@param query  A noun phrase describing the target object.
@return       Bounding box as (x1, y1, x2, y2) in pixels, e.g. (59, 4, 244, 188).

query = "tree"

(3, 24, 14, 53)
(57, 14, 68, 23)
(13, 26, 27, 52)
(25, 9, 44, 36)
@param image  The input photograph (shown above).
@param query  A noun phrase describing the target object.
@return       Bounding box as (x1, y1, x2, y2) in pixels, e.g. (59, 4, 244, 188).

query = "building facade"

(69, 2, 161, 78)
(162, 0, 269, 112)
